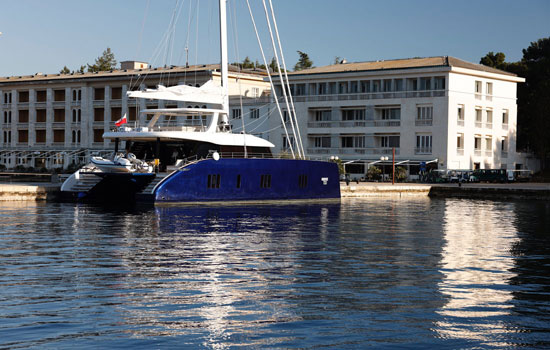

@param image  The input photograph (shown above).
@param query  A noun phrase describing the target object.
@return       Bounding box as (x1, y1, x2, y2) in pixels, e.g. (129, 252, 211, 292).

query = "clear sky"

(0, 0, 548, 77)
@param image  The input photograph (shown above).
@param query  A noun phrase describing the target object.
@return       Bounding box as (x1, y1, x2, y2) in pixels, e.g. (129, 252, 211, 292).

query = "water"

(0, 198, 549, 349)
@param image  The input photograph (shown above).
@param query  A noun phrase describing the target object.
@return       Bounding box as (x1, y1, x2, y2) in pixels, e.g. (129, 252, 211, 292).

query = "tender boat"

(60, 0, 340, 204)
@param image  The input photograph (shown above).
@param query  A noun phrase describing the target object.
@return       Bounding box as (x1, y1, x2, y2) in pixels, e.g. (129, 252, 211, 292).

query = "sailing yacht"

(60, 0, 340, 203)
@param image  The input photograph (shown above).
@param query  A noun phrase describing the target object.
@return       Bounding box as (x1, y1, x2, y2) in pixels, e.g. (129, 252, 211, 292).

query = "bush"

(395, 166, 408, 182)
(367, 166, 382, 181)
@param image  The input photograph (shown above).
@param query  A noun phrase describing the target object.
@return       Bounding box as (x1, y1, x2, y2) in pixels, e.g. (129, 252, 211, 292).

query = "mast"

(219, 0, 229, 114)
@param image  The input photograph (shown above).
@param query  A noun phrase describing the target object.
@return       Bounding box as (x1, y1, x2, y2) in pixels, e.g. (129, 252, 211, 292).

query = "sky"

(0, 0, 549, 77)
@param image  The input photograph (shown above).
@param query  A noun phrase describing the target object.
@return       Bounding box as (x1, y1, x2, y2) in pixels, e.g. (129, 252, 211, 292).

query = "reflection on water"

(0, 198, 549, 348)
(436, 200, 519, 346)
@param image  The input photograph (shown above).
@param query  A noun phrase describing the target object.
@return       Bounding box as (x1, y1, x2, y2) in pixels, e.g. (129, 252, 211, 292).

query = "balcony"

(486, 95, 493, 102)
(307, 120, 400, 128)
(307, 147, 399, 156)
(475, 93, 482, 100)
(414, 147, 432, 155)
(457, 120, 464, 127)
(475, 121, 482, 128)
(484, 150, 493, 157)
(457, 148, 464, 156)
(415, 119, 432, 127)
(368, 120, 400, 127)
(485, 122, 493, 129)
(501, 151, 508, 158)
(474, 149, 482, 156)
(291, 89, 445, 103)
(502, 123, 508, 130)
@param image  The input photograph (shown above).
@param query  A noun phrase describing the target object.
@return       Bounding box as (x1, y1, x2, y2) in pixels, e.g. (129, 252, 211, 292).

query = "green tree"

(480, 52, 507, 70)
(294, 50, 313, 71)
(77, 65, 86, 74)
(59, 66, 71, 74)
(87, 47, 117, 73)
(269, 57, 277, 72)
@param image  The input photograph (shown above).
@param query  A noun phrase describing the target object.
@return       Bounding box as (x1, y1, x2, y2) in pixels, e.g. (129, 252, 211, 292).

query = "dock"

(1, 181, 550, 201)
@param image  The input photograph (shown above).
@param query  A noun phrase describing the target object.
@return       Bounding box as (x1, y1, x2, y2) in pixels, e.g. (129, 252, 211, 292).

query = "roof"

(288, 56, 518, 77)
(0, 64, 267, 84)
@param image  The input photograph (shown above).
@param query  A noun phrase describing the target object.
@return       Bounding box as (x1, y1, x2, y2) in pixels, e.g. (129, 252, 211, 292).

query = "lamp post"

(392, 147, 395, 185)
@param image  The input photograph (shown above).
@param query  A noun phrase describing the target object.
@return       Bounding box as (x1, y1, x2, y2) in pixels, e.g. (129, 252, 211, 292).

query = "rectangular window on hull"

(298, 174, 308, 189)
(260, 174, 271, 188)
(236, 174, 241, 188)
(207, 174, 221, 189)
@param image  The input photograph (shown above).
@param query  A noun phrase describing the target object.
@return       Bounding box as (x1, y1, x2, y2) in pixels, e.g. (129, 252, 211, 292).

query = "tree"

(480, 37, 550, 169)
(59, 66, 71, 74)
(269, 57, 277, 72)
(87, 47, 117, 73)
(77, 65, 86, 74)
(294, 50, 313, 71)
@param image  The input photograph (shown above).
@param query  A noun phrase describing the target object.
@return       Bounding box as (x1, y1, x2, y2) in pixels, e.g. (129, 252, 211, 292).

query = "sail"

(127, 80, 224, 105)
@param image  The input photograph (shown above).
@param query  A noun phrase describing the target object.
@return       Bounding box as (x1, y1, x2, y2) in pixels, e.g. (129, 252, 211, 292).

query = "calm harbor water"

(0, 198, 549, 349)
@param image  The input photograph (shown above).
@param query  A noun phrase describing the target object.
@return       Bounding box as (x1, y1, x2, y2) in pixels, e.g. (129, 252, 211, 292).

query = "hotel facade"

(272, 56, 525, 177)
(0, 62, 271, 170)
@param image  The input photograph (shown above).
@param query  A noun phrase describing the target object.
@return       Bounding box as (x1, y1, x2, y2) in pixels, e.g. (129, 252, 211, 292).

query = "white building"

(271, 56, 525, 177)
(0, 63, 270, 170)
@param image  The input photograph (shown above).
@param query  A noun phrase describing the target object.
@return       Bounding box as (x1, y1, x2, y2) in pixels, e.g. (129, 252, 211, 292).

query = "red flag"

(115, 115, 127, 127)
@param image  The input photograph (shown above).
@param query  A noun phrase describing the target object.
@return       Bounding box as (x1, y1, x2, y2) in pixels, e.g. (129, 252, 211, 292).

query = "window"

(416, 134, 432, 153)
(36, 130, 46, 143)
(94, 108, 104, 122)
(457, 133, 464, 149)
(360, 81, 370, 93)
(295, 84, 306, 96)
(3, 130, 11, 144)
(94, 88, 105, 101)
(3, 110, 12, 123)
(372, 80, 381, 92)
(502, 110, 509, 125)
(93, 128, 103, 142)
(18, 91, 29, 103)
(72, 109, 81, 122)
(19, 110, 29, 123)
(3, 92, 12, 104)
(475, 108, 482, 126)
(282, 135, 295, 150)
(341, 135, 365, 148)
(111, 107, 122, 121)
(342, 109, 365, 121)
(36, 109, 46, 123)
(434, 77, 445, 90)
(36, 90, 47, 102)
(380, 135, 400, 148)
(232, 108, 242, 119)
(314, 136, 331, 148)
(54, 109, 65, 123)
(457, 105, 464, 121)
(207, 174, 221, 189)
(328, 82, 337, 94)
(419, 77, 431, 90)
(54, 130, 64, 143)
(236, 174, 241, 189)
(501, 137, 507, 151)
(338, 82, 348, 94)
(475, 81, 482, 94)
(394, 79, 404, 91)
(250, 108, 260, 119)
(111, 87, 122, 100)
(298, 174, 308, 188)
(474, 136, 482, 150)
(485, 136, 493, 151)
(383, 79, 392, 92)
(260, 174, 271, 188)
(317, 83, 327, 95)
(350, 81, 358, 93)
(380, 108, 401, 120)
(313, 110, 331, 121)
(486, 109, 493, 128)
(18, 130, 28, 143)
(417, 106, 433, 120)
(54, 89, 65, 102)
(486, 82, 493, 96)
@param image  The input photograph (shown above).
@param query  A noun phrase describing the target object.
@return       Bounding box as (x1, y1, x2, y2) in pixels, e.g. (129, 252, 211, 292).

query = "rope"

(268, 0, 305, 157)
(261, 0, 301, 158)
(245, 0, 295, 159)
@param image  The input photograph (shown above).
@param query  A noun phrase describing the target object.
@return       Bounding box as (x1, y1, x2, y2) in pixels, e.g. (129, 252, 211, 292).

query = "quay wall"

(0, 184, 60, 201)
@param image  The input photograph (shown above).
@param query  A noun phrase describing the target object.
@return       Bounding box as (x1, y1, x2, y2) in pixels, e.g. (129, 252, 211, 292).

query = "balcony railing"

(457, 120, 464, 127)
(414, 147, 432, 154)
(501, 151, 508, 158)
(307, 147, 400, 155)
(486, 95, 493, 102)
(475, 121, 482, 128)
(485, 122, 493, 129)
(457, 148, 464, 156)
(502, 123, 508, 130)
(474, 149, 482, 156)
(291, 89, 445, 103)
(484, 150, 493, 157)
(415, 119, 433, 126)
(307, 120, 400, 128)
(475, 93, 482, 100)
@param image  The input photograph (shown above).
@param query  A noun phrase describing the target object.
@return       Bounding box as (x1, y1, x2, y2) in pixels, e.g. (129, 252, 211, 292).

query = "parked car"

(472, 169, 507, 183)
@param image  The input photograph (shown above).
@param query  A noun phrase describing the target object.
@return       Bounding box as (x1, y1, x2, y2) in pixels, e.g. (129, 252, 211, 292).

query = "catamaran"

(60, 0, 340, 203)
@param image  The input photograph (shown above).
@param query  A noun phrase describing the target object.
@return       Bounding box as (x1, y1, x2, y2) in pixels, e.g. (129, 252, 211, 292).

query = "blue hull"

(154, 158, 340, 203)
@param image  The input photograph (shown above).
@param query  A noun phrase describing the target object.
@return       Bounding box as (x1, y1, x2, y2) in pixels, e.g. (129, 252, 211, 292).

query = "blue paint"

(154, 158, 340, 202)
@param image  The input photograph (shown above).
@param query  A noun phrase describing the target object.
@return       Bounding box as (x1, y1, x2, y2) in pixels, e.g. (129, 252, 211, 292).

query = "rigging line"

(129, 0, 150, 93)
(193, 0, 200, 86)
(261, 0, 301, 159)
(161, 0, 180, 86)
(231, 103, 273, 131)
(229, 0, 247, 157)
(183, 0, 194, 83)
(166, 0, 186, 86)
(268, 0, 305, 157)
(245, 0, 295, 159)
(235, 107, 274, 133)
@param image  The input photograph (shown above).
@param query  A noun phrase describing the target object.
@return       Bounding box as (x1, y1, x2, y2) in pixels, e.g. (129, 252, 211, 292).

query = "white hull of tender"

(90, 157, 133, 173)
